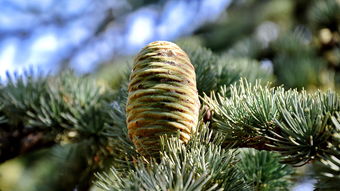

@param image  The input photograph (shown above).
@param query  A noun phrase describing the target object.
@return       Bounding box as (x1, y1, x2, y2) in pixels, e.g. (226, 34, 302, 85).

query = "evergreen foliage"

(237, 148, 293, 191)
(1, 1, 340, 190)
(1, 42, 339, 190)
(203, 79, 340, 166)
(0, 70, 112, 134)
(96, 125, 245, 191)
(1, 70, 51, 128)
(313, 112, 340, 190)
(0, 70, 120, 189)
(181, 45, 271, 95)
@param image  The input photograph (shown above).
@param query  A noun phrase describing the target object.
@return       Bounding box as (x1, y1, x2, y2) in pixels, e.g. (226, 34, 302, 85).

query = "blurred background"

(0, 0, 231, 77)
(0, 0, 339, 190)
(0, 0, 339, 88)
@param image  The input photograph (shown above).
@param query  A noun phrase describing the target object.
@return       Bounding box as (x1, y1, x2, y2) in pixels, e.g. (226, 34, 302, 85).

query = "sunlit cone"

(126, 41, 200, 157)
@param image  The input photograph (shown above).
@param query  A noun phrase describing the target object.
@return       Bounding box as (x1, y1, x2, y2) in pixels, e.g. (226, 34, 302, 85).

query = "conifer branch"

(237, 148, 293, 191)
(0, 71, 116, 163)
(313, 112, 340, 190)
(202, 79, 340, 165)
(95, 124, 249, 191)
(0, 71, 57, 162)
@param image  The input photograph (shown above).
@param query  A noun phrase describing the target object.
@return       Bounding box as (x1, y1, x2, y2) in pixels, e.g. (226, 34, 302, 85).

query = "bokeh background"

(0, 0, 339, 190)
(0, 0, 231, 77)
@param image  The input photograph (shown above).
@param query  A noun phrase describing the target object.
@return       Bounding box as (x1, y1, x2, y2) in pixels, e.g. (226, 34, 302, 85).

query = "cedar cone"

(126, 41, 200, 156)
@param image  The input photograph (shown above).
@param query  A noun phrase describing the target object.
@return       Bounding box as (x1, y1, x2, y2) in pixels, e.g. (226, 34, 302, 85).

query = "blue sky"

(0, 0, 232, 78)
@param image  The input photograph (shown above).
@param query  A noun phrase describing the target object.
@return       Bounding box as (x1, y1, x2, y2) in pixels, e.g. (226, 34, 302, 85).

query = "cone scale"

(126, 41, 200, 156)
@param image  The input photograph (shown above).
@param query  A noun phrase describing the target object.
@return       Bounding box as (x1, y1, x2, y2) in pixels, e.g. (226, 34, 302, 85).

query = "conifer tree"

(0, 0, 339, 191)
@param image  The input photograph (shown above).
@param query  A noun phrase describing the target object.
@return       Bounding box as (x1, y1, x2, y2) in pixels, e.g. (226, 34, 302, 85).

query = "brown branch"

(222, 135, 273, 151)
(0, 126, 56, 163)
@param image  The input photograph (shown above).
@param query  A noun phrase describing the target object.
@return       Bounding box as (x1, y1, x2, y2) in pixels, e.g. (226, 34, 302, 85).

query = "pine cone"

(126, 41, 200, 156)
